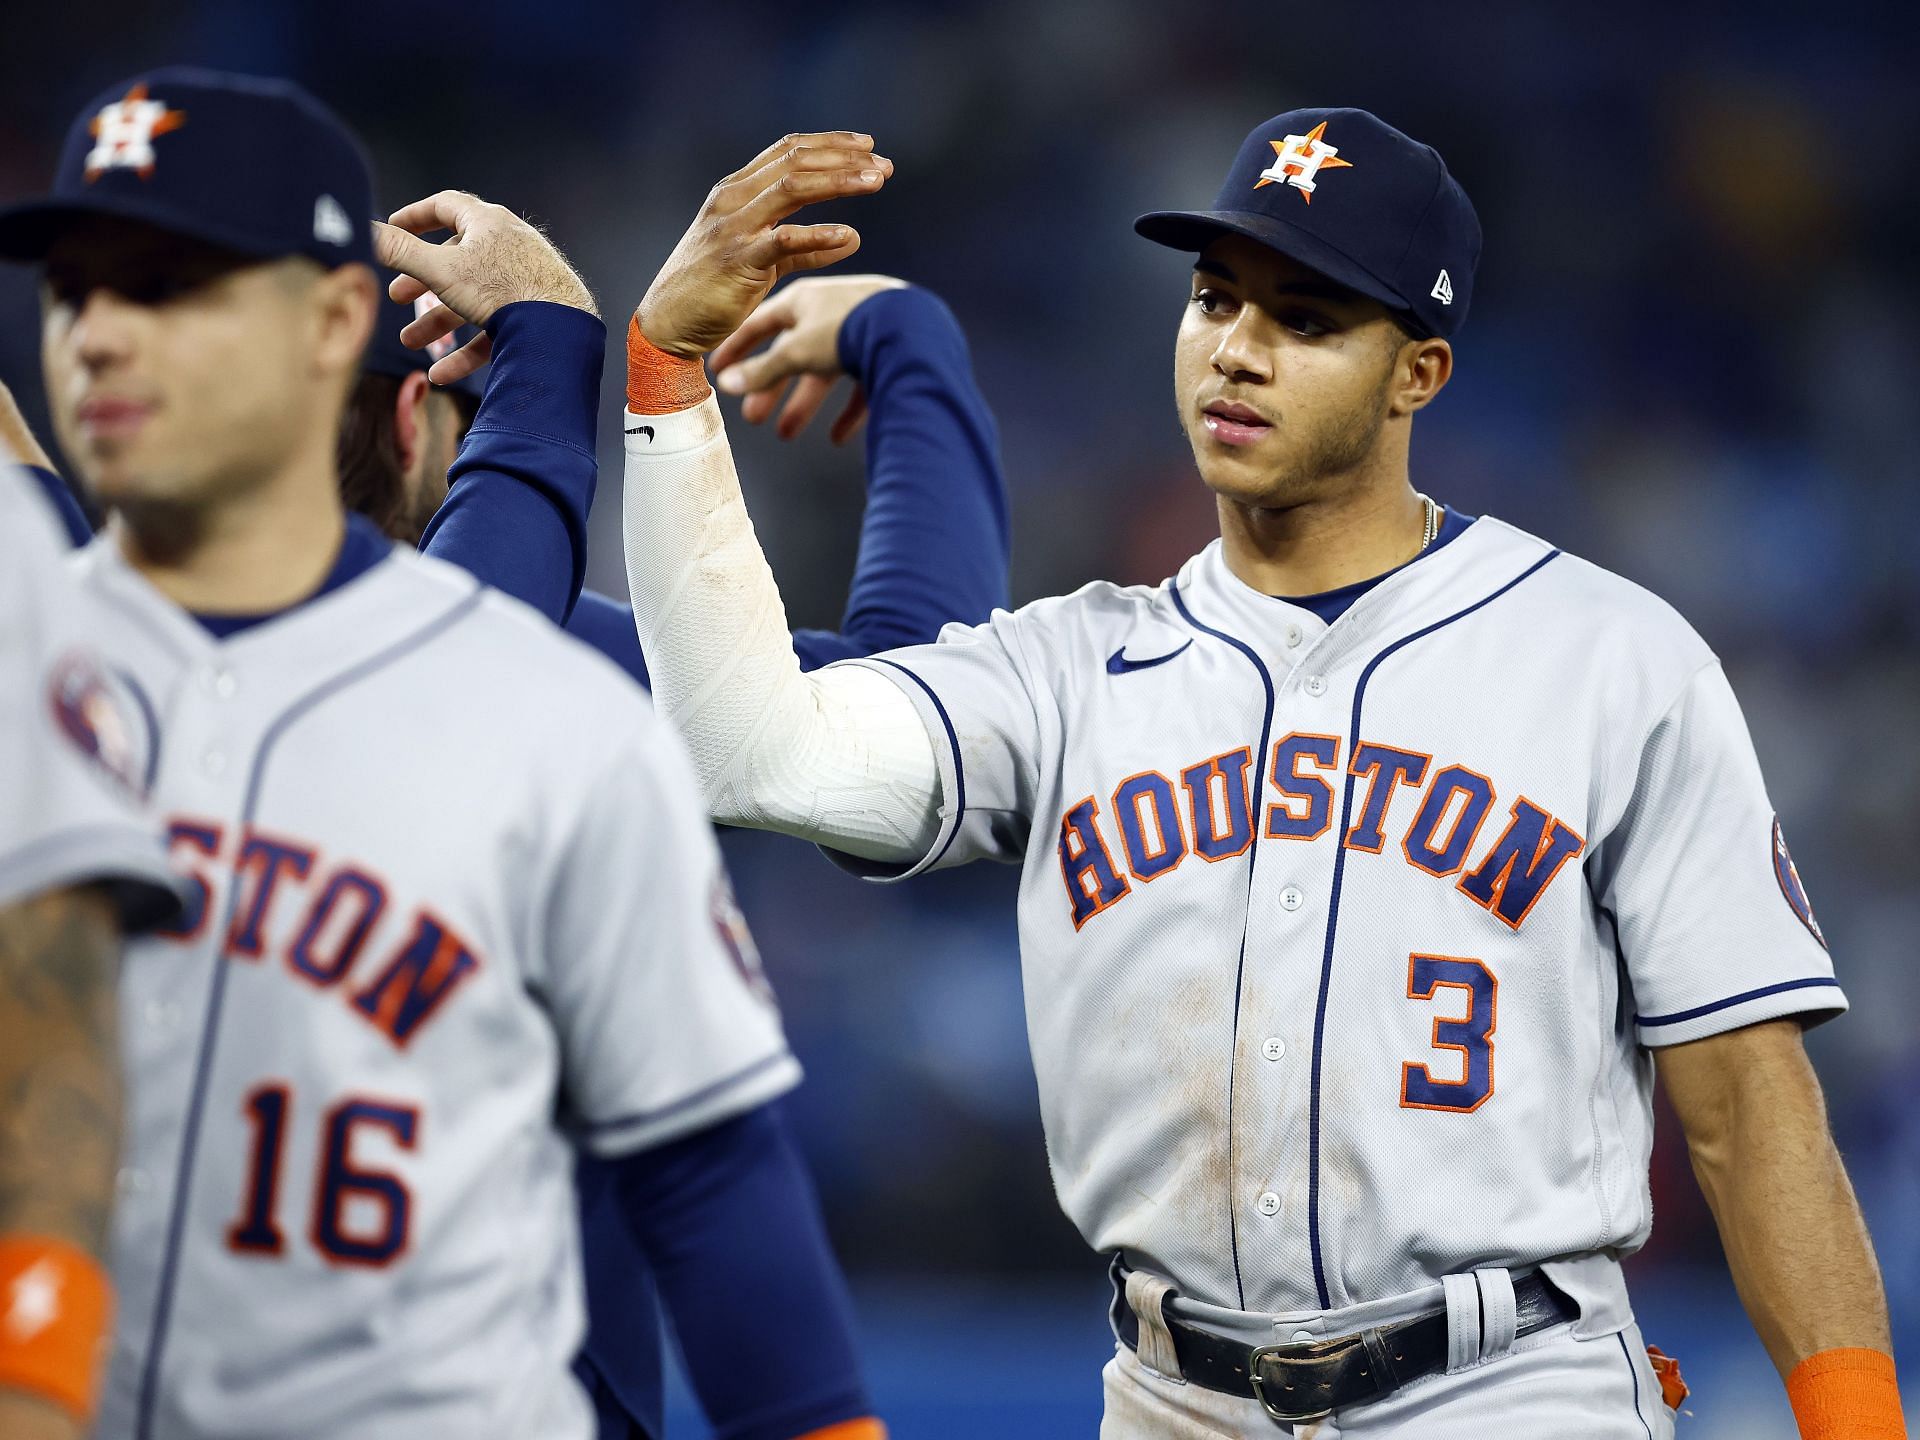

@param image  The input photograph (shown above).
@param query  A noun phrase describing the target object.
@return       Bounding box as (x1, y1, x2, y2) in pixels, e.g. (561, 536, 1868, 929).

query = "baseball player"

(340, 245, 1008, 1440)
(0, 68, 883, 1440)
(0, 465, 183, 1440)
(619, 109, 1907, 1438)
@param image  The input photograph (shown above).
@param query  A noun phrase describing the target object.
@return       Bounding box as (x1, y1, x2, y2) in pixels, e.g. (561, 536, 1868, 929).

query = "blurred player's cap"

(1136, 107, 1481, 340)
(0, 68, 375, 270)
(364, 267, 488, 400)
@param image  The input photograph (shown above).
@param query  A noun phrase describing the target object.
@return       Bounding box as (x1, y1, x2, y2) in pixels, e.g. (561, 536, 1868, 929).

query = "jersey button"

(1261, 1037, 1286, 1062)
(116, 1167, 150, 1200)
(201, 748, 228, 778)
(1283, 624, 1304, 648)
(1290, 1330, 1317, 1344)
(203, 666, 238, 699)
(1256, 1191, 1281, 1217)
(1279, 886, 1303, 912)
(143, 998, 179, 1029)
(1303, 675, 1328, 697)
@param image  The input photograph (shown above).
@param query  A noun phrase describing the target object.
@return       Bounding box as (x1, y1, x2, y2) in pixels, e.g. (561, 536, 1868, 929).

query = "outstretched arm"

(374, 197, 604, 622)
(1660, 1020, 1906, 1439)
(620, 135, 943, 862)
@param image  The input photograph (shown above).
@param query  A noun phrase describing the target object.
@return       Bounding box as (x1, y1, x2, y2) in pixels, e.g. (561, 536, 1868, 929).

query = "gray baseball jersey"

(64, 529, 796, 1439)
(834, 515, 1841, 1320)
(1, 467, 177, 924)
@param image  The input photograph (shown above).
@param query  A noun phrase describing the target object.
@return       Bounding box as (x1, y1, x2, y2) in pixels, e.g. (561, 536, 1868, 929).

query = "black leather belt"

(1113, 1266, 1578, 1424)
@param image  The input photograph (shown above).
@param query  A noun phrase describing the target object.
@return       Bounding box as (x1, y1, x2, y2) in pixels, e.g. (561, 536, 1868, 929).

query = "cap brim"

(0, 192, 294, 264)
(1134, 207, 1427, 334)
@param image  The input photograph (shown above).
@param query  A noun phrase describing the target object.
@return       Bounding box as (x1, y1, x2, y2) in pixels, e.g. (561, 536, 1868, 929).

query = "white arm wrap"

(620, 395, 942, 863)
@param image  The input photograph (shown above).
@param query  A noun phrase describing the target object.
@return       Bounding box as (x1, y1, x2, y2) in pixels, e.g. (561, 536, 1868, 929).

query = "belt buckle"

(1246, 1332, 1365, 1424)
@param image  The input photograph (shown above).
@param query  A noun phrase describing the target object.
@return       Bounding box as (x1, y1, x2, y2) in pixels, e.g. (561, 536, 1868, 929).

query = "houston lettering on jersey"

(152, 817, 481, 1045)
(1058, 732, 1584, 931)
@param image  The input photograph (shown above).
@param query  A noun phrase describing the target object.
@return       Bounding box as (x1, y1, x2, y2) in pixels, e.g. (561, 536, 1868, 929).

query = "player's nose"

(66, 288, 143, 370)
(1209, 308, 1272, 384)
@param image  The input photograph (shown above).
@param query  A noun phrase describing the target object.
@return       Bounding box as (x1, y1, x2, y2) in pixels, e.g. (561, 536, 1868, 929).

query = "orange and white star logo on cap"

(84, 82, 188, 182)
(1254, 121, 1352, 204)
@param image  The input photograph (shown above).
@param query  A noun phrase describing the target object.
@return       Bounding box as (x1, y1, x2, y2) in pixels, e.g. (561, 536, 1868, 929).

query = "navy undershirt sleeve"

(792, 285, 1009, 663)
(419, 300, 604, 624)
(22, 465, 94, 547)
(600, 1101, 872, 1440)
(565, 590, 652, 688)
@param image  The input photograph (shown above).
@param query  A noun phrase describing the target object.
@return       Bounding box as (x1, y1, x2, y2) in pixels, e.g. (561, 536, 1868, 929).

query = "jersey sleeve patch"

(47, 650, 149, 798)
(1771, 815, 1825, 950)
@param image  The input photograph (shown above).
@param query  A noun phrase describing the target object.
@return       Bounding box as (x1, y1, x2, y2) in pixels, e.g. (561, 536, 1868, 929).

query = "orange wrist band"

(794, 1420, 887, 1440)
(1646, 1345, 1690, 1410)
(0, 1236, 113, 1421)
(626, 314, 712, 414)
(1787, 1347, 1907, 1440)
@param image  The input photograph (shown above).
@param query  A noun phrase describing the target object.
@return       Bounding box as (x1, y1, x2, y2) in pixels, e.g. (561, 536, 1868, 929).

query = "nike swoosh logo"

(1106, 640, 1192, 675)
(625, 424, 655, 441)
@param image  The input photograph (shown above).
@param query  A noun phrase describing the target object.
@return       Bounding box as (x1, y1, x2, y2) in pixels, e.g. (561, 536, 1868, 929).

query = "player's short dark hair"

(336, 372, 478, 538)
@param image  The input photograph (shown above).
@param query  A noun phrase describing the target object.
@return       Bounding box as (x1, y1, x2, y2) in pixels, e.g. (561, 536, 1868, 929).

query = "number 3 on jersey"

(227, 1081, 420, 1265)
(1400, 953, 1497, 1113)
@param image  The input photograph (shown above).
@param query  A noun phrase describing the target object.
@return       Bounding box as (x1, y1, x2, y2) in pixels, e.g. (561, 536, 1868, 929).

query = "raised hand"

(635, 133, 891, 361)
(709, 274, 908, 443)
(372, 192, 598, 385)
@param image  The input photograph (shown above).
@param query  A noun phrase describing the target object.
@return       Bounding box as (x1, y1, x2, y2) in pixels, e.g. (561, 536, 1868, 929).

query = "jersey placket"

(1226, 611, 1349, 1316)
(111, 645, 265, 1419)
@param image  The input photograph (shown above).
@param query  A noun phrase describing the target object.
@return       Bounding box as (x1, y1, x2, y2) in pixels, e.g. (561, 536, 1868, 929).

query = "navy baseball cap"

(1136, 107, 1481, 340)
(363, 268, 488, 401)
(0, 67, 375, 271)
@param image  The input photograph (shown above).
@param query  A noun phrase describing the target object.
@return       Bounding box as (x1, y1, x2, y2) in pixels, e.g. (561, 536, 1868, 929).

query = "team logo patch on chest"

(1771, 816, 1825, 949)
(1056, 733, 1583, 931)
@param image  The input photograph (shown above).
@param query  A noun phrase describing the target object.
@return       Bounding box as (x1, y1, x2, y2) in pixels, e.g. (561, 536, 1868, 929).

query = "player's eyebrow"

(1193, 258, 1363, 308)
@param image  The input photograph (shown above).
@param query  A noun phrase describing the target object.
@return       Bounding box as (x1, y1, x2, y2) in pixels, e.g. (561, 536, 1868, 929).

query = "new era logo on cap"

(1432, 269, 1453, 305)
(314, 194, 352, 247)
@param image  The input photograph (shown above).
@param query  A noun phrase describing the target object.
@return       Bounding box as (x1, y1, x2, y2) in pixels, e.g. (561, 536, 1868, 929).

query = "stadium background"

(2, 3, 1914, 1434)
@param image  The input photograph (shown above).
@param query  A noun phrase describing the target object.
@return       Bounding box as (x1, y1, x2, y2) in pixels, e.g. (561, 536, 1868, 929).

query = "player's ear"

(309, 262, 380, 385)
(1390, 335, 1452, 417)
(393, 371, 430, 476)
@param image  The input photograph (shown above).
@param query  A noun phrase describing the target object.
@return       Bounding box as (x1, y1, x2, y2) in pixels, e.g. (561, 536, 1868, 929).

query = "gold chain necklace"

(1416, 492, 1440, 551)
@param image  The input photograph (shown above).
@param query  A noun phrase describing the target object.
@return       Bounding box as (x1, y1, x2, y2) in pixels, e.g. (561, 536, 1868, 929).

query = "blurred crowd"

(2, 0, 1912, 1413)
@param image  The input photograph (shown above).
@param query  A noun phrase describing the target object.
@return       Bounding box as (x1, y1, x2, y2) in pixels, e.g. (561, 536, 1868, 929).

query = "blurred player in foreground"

(619, 109, 1905, 1438)
(349, 227, 1007, 1437)
(0, 68, 884, 1439)
(0, 465, 183, 1440)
